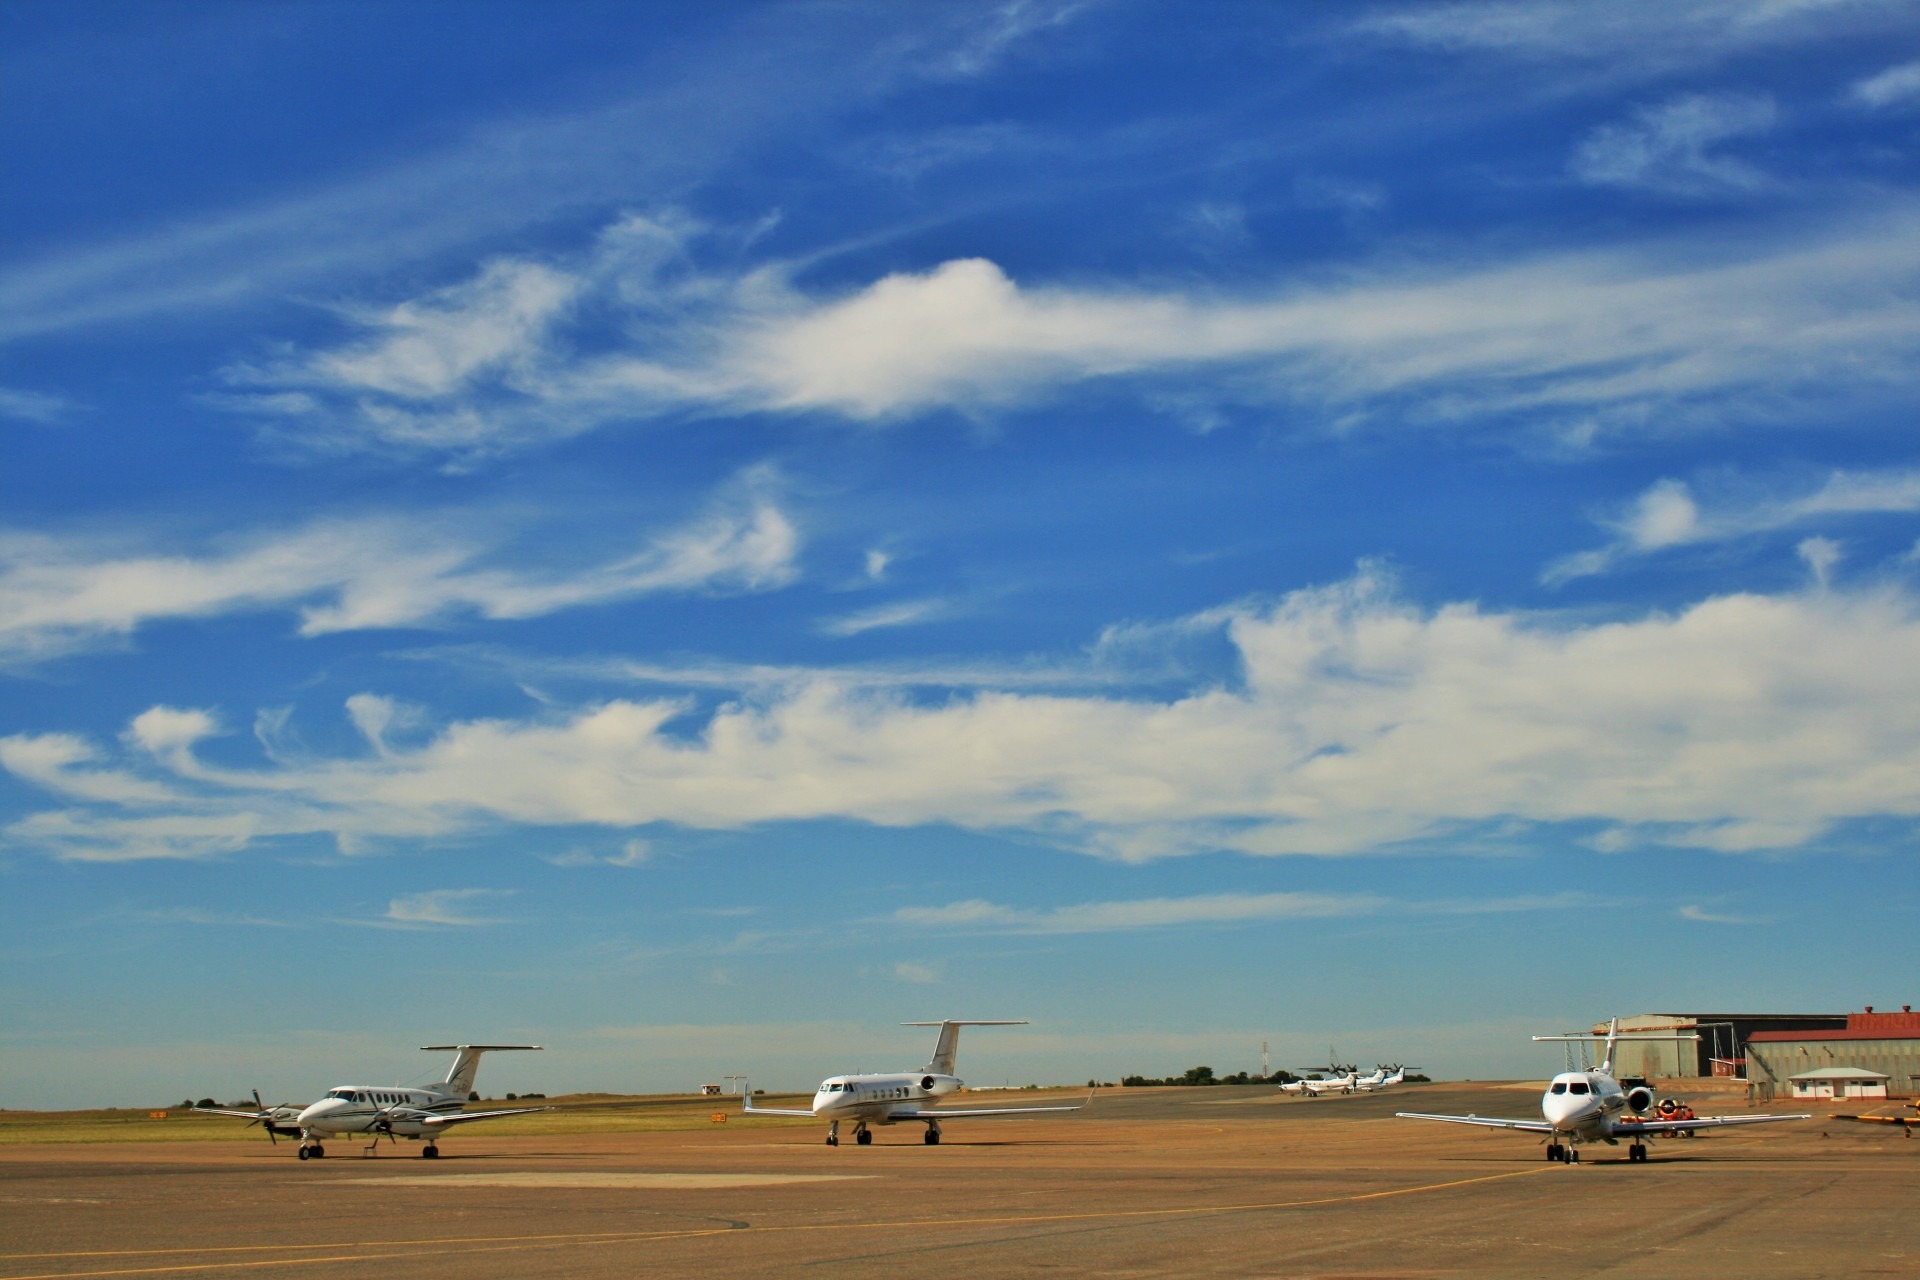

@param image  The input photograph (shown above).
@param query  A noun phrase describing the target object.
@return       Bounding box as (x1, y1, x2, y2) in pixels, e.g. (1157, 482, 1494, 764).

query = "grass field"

(0, 1092, 818, 1145)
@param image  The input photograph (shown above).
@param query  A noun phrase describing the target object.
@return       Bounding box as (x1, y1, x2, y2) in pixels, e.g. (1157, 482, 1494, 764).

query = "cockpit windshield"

(1567, 1081, 1590, 1095)
(1549, 1081, 1567, 1095)
(329, 1088, 355, 1100)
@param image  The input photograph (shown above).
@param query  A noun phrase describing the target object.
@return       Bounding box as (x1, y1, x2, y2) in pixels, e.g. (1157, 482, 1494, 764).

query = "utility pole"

(1261, 1041, 1270, 1079)
(724, 1074, 747, 1096)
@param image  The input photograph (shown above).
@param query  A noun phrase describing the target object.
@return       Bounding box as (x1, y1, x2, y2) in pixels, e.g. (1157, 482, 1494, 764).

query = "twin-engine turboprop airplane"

(196, 1044, 549, 1160)
(1397, 1018, 1809, 1163)
(743, 1020, 1090, 1146)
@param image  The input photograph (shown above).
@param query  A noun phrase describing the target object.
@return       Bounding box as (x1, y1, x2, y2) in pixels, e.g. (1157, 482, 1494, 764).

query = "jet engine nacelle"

(920, 1074, 962, 1097)
(1625, 1085, 1655, 1114)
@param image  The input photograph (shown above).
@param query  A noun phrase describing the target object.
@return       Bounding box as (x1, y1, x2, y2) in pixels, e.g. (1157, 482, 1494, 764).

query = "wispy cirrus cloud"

(0, 477, 797, 664)
(229, 203, 1920, 460)
(1570, 93, 1777, 197)
(13, 569, 1920, 863)
(1545, 468, 1920, 583)
(1851, 59, 1920, 110)
(890, 890, 1593, 934)
(376, 888, 515, 928)
(1354, 0, 1890, 71)
(1678, 903, 1769, 925)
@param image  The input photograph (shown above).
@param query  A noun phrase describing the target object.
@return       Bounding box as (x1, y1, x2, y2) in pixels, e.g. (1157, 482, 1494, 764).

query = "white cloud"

(1356, 0, 1883, 68)
(890, 890, 1593, 934)
(1852, 60, 1920, 109)
(379, 888, 514, 928)
(0, 386, 73, 424)
(892, 961, 941, 984)
(816, 599, 950, 638)
(13, 570, 1920, 863)
(233, 203, 1920, 456)
(1799, 535, 1844, 589)
(0, 483, 798, 663)
(1545, 468, 1920, 583)
(306, 260, 580, 399)
(1678, 903, 1768, 924)
(1570, 93, 1777, 196)
(892, 892, 1384, 934)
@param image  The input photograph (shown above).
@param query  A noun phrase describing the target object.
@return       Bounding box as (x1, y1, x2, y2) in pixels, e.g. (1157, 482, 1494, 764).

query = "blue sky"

(5, 0, 1920, 1108)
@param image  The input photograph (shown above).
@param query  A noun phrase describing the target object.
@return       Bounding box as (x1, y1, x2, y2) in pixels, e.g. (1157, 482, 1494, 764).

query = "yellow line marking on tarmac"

(0, 1165, 1554, 1278)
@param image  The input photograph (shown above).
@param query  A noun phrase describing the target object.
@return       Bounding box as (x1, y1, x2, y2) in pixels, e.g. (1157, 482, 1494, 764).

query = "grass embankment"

(0, 1093, 817, 1146)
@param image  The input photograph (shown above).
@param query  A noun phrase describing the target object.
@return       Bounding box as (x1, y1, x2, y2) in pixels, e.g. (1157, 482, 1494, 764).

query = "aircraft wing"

(193, 1106, 280, 1121)
(1829, 1112, 1914, 1126)
(1611, 1113, 1810, 1135)
(741, 1096, 818, 1117)
(891, 1092, 1094, 1119)
(415, 1105, 553, 1128)
(1395, 1111, 1557, 1134)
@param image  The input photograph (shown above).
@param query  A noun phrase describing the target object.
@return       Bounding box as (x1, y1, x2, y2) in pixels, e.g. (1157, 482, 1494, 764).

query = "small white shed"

(1788, 1066, 1890, 1100)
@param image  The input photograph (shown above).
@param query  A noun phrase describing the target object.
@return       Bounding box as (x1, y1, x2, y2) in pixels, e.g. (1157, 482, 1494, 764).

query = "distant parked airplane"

(743, 1020, 1090, 1146)
(1397, 1018, 1808, 1163)
(197, 1044, 549, 1160)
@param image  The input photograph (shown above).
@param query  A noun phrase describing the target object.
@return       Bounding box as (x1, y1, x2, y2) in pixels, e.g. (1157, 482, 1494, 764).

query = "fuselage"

(1541, 1070, 1628, 1141)
(295, 1086, 465, 1137)
(810, 1072, 962, 1123)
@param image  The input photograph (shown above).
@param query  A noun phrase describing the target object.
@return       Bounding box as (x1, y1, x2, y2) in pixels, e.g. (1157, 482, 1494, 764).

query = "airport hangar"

(1587, 1007, 1920, 1100)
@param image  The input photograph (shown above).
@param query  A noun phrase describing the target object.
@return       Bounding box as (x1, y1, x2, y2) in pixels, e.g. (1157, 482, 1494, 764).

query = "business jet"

(196, 1044, 549, 1160)
(742, 1020, 1090, 1146)
(1397, 1018, 1809, 1163)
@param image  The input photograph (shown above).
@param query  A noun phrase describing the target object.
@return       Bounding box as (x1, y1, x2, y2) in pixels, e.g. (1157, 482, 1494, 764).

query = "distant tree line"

(1116, 1066, 1301, 1087)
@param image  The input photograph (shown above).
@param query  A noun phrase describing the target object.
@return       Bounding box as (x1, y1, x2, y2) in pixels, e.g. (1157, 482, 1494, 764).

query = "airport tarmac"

(0, 1084, 1910, 1279)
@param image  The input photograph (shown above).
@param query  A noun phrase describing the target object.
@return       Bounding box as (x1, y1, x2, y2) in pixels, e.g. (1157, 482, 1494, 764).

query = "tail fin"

(422, 1044, 542, 1098)
(902, 1020, 1028, 1076)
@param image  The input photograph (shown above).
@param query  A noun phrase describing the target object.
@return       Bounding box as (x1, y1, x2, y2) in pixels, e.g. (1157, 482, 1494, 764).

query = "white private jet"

(196, 1044, 550, 1160)
(1397, 1019, 1809, 1163)
(743, 1019, 1091, 1146)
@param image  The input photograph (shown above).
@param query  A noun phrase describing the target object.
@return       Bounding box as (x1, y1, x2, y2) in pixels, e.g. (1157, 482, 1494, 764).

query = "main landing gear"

(297, 1144, 327, 1160)
(923, 1122, 942, 1146)
(1627, 1142, 1648, 1162)
(1545, 1142, 1578, 1163)
(825, 1120, 876, 1146)
(421, 1143, 440, 1158)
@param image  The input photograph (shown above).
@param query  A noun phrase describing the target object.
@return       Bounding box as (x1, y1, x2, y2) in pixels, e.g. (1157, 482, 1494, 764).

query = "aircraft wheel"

(826, 1134, 837, 1146)
(422, 1145, 439, 1158)
(298, 1147, 311, 1161)
(856, 1129, 873, 1146)
(924, 1129, 940, 1145)
(1567, 1148, 1578, 1163)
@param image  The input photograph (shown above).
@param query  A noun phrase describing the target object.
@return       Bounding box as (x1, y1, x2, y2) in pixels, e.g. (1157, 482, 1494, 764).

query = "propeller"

(243, 1090, 279, 1145)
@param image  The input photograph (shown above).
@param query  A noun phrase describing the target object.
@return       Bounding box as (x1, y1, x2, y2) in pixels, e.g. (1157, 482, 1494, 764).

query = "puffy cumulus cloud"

(229, 204, 1920, 456)
(1545, 468, 1920, 583)
(11, 571, 1920, 863)
(1570, 93, 1777, 197)
(0, 483, 798, 664)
